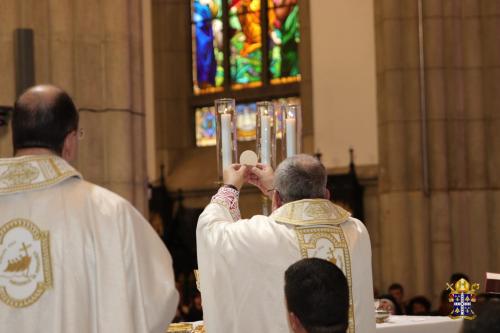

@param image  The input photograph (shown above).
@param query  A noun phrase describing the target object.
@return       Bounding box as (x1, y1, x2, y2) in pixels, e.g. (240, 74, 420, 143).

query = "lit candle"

(221, 113, 232, 169)
(260, 114, 271, 165)
(286, 117, 296, 156)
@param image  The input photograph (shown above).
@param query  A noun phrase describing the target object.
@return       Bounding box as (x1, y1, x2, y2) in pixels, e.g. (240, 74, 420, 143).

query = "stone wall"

(0, 0, 148, 213)
(375, 0, 500, 302)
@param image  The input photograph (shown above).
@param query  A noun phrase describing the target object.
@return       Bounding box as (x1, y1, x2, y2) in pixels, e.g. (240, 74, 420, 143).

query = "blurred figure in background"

(388, 283, 406, 314)
(407, 296, 432, 316)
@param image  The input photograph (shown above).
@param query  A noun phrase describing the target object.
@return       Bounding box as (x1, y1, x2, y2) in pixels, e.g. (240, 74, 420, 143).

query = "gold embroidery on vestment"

(295, 225, 356, 333)
(0, 156, 80, 195)
(272, 199, 351, 226)
(0, 163, 39, 187)
(0, 219, 52, 308)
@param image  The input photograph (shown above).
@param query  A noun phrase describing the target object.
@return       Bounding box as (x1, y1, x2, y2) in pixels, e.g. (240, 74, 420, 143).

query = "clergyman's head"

(274, 154, 328, 205)
(12, 85, 79, 161)
(285, 258, 349, 333)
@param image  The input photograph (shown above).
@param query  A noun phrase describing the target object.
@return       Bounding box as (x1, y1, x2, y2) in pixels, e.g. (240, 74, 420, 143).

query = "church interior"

(0, 0, 499, 330)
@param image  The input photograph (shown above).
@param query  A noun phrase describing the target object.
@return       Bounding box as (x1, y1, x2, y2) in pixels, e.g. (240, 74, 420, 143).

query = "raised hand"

(223, 164, 249, 190)
(248, 164, 274, 197)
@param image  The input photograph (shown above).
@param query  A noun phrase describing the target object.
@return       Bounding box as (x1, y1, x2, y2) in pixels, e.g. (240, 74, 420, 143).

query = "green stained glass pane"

(228, 0, 263, 89)
(268, 0, 301, 84)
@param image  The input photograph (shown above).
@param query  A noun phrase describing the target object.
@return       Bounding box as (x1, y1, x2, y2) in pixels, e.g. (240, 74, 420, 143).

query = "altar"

(376, 315, 463, 333)
(167, 316, 464, 333)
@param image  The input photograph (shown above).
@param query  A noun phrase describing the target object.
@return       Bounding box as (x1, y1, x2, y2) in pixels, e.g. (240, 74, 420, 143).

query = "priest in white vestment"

(0, 85, 178, 333)
(197, 154, 375, 333)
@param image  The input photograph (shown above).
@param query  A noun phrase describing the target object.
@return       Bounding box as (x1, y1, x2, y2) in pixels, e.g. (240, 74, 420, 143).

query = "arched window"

(191, 0, 301, 146)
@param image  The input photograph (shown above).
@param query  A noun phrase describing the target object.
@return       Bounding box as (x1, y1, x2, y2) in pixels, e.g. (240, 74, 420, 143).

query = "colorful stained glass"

(195, 96, 300, 146)
(196, 106, 217, 146)
(236, 102, 258, 140)
(192, 0, 225, 95)
(228, 0, 263, 89)
(268, 0, 301, 84)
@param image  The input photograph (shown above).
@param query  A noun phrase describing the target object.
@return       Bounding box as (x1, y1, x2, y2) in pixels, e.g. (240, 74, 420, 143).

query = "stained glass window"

(236, 102, 258, 140)
(191, 0, 300, 94)
(192, 0, 225, 95)
(229, 0, 263, 89)
(268, 0, 301, 84)
(195, 97, 301, 146)
(192, 1, 301, 146)
(195, 106, 217, 146)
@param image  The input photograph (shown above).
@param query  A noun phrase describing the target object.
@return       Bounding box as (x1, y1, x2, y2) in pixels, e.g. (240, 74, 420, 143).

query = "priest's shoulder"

(71, 179, 141, 218)
(344, 216, 370, 236)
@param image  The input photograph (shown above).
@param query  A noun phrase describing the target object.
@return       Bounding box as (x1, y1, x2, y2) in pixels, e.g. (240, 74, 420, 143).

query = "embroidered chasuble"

(197, 187, 375, 333)
(0, 155, 179, 333)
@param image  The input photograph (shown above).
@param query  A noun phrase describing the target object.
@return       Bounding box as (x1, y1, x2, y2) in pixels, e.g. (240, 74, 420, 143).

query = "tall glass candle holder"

(283, 104, 302, 158)
(256, 101, 276, 169)
(215, 98, 237, 180)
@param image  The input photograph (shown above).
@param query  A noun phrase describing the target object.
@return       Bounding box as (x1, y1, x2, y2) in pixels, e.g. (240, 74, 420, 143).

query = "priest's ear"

(288, 312, 306, 333)
(324, 188, 331, 200)
(272, 190, 283, 210)
(62, 129, 79, 162)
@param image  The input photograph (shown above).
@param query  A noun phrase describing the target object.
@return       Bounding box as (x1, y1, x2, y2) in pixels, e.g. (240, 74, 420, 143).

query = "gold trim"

(167, 323, 194, 333)
(272, 199, 351, 226)
(0, 219, 52, 308)
(0, 155, 81, 195)
(295, 225, 356, 333)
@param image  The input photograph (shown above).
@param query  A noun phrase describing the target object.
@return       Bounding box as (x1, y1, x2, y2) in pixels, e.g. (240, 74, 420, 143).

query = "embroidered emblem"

(0, 155, 82, 195)
(0, 163, 39, 187)
(303, 201, 331, 219)
(447, 278, 480, 320)
(272, 199, 351, 226)
(0, 219, 52, 308)
(295, 225, 355, 333)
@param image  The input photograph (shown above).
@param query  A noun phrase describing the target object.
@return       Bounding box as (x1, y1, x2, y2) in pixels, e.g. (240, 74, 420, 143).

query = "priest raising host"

(197, 154, 376, 333)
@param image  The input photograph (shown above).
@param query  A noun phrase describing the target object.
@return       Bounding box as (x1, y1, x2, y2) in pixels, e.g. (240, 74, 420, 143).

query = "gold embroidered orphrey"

(0, 155, 81, 195)
(0, 219, 52, 308)
(295, 225, 355, 333)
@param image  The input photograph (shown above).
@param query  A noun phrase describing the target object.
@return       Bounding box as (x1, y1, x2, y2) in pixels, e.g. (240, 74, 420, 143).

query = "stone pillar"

(0, 0, 148, 213)
(375, 0, 500, 302)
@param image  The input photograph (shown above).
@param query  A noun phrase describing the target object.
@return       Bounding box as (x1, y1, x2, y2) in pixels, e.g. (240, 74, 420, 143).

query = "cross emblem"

(327, 247, 336, 264)
(20, 243, 31, 256)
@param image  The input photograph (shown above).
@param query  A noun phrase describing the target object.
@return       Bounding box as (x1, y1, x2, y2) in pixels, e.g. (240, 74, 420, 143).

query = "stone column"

(0, 0, 148, 213)
(375, 0, 500, 302)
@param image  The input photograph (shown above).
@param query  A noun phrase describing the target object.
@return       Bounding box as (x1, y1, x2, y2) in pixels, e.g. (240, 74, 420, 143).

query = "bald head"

(274, 154, 327, 204)
(13, 85, 78, 155)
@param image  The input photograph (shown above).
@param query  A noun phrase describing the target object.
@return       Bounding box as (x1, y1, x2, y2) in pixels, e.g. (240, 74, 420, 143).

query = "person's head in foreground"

(462, 301, 500, 333)
(285, 258, 349, 333)
(12, 84, 80, 161)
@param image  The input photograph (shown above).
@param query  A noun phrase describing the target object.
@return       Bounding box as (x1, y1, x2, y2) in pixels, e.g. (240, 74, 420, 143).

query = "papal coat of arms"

(447, 278, 480, 320)
(0, 219, 52, 308)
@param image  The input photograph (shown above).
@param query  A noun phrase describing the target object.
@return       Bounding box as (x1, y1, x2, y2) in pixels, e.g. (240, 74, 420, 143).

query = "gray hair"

(274, 154, 327, 204)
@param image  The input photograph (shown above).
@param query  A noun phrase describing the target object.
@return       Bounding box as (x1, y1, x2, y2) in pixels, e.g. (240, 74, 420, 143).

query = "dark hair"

(285, 258, 349, 333)
(388, 283, 404, 292)
(12, 86, 78, 154)
(450, 272, 470, 284)
(406, 296, 432, 315)
(463, 301, 500, 333)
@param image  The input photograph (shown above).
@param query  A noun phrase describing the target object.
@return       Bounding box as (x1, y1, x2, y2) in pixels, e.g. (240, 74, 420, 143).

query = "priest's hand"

(223, 164, 249, 190)
(248, 164, 274, 198)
